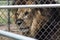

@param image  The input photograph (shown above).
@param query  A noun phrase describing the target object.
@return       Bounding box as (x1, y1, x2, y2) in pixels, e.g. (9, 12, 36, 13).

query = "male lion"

(16, 8, 47, 37)
(12, 0, 48, 37)
(12, 0, 59, 38)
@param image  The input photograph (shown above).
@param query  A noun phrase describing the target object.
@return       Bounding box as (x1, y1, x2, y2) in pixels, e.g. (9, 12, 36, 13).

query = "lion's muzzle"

(16, 19, 29, 32)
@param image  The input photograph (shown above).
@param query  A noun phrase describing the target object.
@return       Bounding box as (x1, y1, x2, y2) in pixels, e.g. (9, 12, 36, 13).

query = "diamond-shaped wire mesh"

(0, 9, 8, 25)
(0, 0, 60, 40)
(12, 0, 60, 5)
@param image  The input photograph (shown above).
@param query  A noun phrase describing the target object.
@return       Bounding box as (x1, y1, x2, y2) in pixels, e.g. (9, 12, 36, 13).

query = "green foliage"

(0, 1, 12, 5)
(0, 1, 13, 25)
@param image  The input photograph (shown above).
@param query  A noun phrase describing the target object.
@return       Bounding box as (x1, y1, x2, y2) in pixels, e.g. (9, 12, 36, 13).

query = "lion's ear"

(26, 0, 34, 4)
(37, 10, 41, 15)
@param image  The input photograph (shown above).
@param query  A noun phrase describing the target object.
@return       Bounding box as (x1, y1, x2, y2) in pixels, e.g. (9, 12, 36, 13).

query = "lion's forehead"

(17, 8, 32, 19)
(17, 8, 32, 13)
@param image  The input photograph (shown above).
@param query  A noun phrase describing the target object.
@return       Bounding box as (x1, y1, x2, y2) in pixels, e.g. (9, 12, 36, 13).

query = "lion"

(16, 8, 47, 37)
(12, 0, 58, 37)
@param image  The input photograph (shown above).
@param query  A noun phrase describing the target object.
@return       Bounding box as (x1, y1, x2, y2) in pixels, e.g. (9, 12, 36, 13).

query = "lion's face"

(13, 0, 48, 36)
(16, 8, 34, 32)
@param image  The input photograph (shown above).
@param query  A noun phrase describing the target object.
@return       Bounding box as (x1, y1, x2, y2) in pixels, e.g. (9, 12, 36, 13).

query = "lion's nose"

(16, 19, 23, 25)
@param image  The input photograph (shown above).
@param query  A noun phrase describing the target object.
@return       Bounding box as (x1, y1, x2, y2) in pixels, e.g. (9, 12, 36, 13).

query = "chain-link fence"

(0, 0, 60, 40)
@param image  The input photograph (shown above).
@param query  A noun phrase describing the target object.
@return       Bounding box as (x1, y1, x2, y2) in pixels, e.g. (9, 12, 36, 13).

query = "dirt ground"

(0, 24, 22, 40)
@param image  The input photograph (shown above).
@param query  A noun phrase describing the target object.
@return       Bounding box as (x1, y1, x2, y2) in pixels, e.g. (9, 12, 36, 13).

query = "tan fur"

(16, 8, 47, 37)
(12, 0, 47, 37)
(30, 10, 47, 37)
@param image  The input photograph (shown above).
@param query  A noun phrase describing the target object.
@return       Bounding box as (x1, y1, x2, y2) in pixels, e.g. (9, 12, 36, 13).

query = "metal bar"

(0, 4, 60, 8)
(0, 30, 37, 40)
(7, 9, 10, 31)
(7, 0, 10, 31)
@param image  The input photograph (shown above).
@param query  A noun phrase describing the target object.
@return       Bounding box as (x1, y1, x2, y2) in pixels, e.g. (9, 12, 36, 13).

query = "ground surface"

(0, 24, 21, 40)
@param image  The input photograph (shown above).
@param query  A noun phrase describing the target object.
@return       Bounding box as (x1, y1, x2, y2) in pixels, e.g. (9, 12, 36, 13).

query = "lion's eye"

(25, 12, 29, 15)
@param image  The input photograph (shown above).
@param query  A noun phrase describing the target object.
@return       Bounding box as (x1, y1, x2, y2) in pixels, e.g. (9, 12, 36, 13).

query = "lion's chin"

(20, 29, 29, 32)
(19, 27, 29, 32)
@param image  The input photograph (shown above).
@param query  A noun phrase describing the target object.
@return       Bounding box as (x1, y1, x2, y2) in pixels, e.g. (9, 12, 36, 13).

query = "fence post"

(0, 30, 37, 40)
(7, 0, 10, 31)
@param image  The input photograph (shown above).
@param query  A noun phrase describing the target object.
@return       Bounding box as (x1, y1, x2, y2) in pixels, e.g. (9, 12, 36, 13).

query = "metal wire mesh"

(12, 0, 60, 5)
(0, 0, 60, 40)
